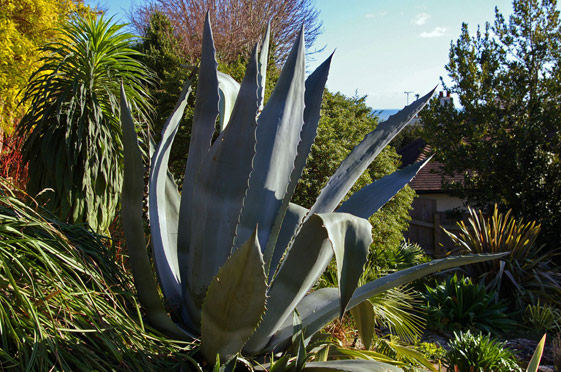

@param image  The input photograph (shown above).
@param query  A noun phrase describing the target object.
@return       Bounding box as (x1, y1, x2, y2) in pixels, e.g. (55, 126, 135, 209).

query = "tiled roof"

(398, 138, 463, 193)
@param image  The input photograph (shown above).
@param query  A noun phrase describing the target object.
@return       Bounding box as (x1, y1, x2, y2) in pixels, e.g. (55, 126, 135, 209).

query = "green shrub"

(445, 331, 521, 372)
(364, 240, 431, 279)
(423, 274, 516, 334)
(415, 342, 446, 362)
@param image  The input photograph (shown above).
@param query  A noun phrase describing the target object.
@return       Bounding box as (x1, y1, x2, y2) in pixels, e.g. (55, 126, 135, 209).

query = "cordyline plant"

(120, 14, 502, 370)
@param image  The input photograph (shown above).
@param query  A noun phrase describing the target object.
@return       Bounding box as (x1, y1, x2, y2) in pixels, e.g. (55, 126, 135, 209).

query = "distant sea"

(372, 109, 399, 122)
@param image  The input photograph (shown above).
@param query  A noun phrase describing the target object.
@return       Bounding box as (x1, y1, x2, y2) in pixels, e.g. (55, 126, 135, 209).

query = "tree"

(0, 0, 85, 132)
(131, 0, 322, 64)
(17, 14, 154, 234)
(421, 0, 561, 250)
(294, 91, 416, 254)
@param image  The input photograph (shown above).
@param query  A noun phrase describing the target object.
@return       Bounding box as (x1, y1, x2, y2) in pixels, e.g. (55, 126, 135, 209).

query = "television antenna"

(404, 91, 414, 105)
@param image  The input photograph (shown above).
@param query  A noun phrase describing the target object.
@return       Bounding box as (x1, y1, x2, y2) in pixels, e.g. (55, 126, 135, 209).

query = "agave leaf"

(244, 212, 371, 353)
(292, 312, 307, 372)
(384, 342, 436, 372)
(120, 85, 189, 340)
(310, 88, 436, 216)
(326, 213, 372, 318)
(148, 74, 192, 305)
(269, 202, 309, 282)
(263, 54, 333, 274)
(349, 300, 375, 350)
(233, 27, 306, 258)
(303, 360, 403, 372)
(148, 137, 182, 230)
(327, 346, 399, 365)
(257, 24, 270, 112)
(244, 213, 330, 354)
(526, 334, 546, 372)
(200, 228, 267, 364)
(337, 159, 430, 219)
(185, 44, 260, 320)
(268, 253, 508, 351)
(217, 71, 240, 132)
(178, 12, 220, 293)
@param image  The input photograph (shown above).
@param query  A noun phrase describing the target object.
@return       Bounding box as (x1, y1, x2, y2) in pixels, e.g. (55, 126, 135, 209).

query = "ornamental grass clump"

(120, 14, 504, 369)
(0, 181, 195, 371)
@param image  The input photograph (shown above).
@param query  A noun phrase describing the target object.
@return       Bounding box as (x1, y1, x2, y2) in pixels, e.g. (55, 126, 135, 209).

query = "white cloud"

(420, 26, 446, 38)
(413, 12, 430, 26)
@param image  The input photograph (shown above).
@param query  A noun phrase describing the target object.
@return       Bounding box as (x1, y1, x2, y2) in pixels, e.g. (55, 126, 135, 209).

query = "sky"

(86, 0, 514, 109)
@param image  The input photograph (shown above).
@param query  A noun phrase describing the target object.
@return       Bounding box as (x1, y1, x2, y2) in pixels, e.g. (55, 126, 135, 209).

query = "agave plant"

(120, 14, 502, 369)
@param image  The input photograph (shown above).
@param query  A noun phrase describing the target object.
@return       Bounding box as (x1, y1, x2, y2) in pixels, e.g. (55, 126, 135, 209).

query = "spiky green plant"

(120, 14, 504, 369)
(444, 205, 561, 309)
(445, 331, 521, 372)
(423, 274, 515, 334)
(0, 181, 196, 371)
(17, 14, 154, 234)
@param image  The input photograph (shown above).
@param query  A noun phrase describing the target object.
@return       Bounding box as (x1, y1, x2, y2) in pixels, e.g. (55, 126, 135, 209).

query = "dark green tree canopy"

(421, 0, 561, 249)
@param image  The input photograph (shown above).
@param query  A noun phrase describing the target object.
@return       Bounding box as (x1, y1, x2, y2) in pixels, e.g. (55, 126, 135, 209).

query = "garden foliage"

(0, 181, 194, 371)
(121, 14, 503, 369)
(421, 0, 561, 250)
(17, 14, 154, 234)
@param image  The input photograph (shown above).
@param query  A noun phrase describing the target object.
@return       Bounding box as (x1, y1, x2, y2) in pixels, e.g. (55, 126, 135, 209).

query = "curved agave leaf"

(310, 88, 436, 216)
(349, 300, 375, 350)
(201, 228, 267, 364)
(217, 71, 240, 132)
(178, 13, 220, 291)
(303, 360, 403, 372)
(186, 45, 261, 319)
(263, 54, 333, 274)
(337, 159, 430, 219)
(148, 75, 192, 305)
(268, 202, 309, 282)
(257, 24, 270, 113)
(327, 214, 371, 318)
(268, 253, 508, 351)
(233, 27, 306, 256)
(244, 212, 371, 354)
(120, 86, 189, 340)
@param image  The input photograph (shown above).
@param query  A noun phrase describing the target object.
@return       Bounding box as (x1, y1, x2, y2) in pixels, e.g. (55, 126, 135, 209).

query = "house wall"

(418, 193, 464, 212)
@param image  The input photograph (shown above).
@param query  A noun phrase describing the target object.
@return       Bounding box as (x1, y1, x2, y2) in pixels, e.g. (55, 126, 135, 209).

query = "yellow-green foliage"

(0, 0, 84, 132)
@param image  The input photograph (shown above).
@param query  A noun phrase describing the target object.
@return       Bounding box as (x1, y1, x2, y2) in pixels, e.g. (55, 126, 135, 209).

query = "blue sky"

(87, 0, 514, 109)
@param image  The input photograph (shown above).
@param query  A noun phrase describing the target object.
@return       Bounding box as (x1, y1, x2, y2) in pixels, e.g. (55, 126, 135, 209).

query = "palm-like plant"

(121, 15, 502, 370)
(444, 205, 561, 309)
(18, 14, 154, 234)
